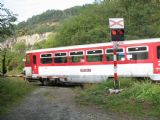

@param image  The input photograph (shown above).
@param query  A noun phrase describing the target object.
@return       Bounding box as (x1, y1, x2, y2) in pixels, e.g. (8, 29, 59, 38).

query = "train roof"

(26, 38, 160, 53)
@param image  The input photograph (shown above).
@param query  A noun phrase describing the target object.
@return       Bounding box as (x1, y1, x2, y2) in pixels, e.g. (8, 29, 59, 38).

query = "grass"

(76, 78, 160, 118)
(0, 77, 35, 115)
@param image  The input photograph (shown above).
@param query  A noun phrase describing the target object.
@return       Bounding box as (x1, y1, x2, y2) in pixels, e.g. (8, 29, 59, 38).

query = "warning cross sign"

(109, 18, 124, 29)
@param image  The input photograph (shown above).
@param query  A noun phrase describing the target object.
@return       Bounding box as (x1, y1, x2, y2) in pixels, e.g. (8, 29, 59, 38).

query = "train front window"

(40, 53, 52, 64)
(106, 48, 125, 61)
(87, 50, 103, 62)
(127, 46, 148, 60)
(157, 46, 160, 59)
(70, 51, 84, 63)
(26, 54, 30, 64)
(54, 52, 67, 63)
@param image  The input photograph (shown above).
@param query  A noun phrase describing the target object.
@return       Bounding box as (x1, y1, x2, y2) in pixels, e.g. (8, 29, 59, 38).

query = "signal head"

(111, 29, 124, 41)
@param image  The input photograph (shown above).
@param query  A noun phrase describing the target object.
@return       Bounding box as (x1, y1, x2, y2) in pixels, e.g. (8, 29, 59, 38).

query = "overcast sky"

(1, 0, 94, 22)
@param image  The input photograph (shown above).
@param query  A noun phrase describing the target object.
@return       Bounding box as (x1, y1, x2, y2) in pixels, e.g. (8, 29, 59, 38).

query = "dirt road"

(0, 85, 157, 120)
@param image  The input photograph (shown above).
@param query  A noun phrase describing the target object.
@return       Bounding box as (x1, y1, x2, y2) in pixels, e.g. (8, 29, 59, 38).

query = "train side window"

(157, 46, 160, 59)
(33, 55, 36, 64)
(26, 54, 30, 64)
(106, 49, 113, 61)
(54, 52, 67, 63)
(70, 51, 84, 63)
(40, 53, 52, 64)
(106, 48, 125, 61)
(86, 49, 103, 62)
(127, 46, 148, 60)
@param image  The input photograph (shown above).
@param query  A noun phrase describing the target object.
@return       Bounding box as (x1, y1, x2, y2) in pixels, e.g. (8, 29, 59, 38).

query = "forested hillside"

(51, 0, 160, 47)
(13, 0, 160, 49)
(2, 0, 160, 47)
(16, 6, 82, 36)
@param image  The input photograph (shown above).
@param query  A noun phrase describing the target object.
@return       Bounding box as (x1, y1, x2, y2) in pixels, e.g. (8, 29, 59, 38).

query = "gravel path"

(0, 85, 158, 120)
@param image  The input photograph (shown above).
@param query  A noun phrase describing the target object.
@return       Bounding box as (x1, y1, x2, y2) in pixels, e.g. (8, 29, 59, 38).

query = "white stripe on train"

(24, 63, 160, 83)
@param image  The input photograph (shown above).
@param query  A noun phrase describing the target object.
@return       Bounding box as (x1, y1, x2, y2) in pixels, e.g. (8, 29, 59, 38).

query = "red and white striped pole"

(109, 18, 124, 91)
(113, 42, 120, 89)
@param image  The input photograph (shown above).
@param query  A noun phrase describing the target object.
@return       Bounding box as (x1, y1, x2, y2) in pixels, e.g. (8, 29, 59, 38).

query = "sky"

(2, 0, 94, 22)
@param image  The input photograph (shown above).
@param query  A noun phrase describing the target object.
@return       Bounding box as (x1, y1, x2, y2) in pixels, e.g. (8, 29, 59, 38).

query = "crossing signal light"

(111, 29, 124, 41)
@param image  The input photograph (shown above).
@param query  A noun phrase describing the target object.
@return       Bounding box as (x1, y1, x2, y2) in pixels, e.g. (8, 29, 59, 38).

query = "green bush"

(0, 78, 35, 114)
(77, 78, 160, 117)
(129, 82, 160, 104)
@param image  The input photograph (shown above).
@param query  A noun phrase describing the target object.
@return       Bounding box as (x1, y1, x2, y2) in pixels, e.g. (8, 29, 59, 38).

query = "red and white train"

(24, 38, 160, 84)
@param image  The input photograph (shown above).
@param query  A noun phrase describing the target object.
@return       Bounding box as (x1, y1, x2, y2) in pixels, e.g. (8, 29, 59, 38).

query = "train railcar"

(23, 38, 160, 84)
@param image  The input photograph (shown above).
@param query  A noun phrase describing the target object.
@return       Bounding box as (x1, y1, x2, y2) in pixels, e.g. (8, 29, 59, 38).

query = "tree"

(0, 2, 16, 75)
(0, 3, 17, 40)
(12, 42, 26, 54)
(54, 0, 160, 47)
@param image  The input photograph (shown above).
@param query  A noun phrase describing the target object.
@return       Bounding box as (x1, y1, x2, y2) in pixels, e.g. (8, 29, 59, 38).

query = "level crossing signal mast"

(109, 18, 124, 89)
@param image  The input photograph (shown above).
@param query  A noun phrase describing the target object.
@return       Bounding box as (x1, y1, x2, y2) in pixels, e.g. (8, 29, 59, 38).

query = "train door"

(24, 54, 32, 76)
(153, 45, 160, 74)
(32, 54, 39, 75)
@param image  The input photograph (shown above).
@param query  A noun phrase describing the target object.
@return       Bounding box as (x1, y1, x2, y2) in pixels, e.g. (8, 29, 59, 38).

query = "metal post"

(113, 42, 120, 89)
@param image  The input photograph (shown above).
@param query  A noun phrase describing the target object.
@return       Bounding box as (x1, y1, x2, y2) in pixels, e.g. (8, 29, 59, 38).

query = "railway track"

(0, 74, 24, 78)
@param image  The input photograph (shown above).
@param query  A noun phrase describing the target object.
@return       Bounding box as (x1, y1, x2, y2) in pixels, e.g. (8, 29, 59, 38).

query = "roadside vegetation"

(0, 78, 35, 115)
(0, 41, 27, 74)
(76, 78, 160, 118)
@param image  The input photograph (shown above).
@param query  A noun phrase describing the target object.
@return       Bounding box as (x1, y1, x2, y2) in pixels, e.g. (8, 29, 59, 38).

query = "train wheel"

(41, 78, 48, 86)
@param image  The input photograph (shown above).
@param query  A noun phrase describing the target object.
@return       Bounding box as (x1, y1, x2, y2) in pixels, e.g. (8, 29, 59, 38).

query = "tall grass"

(0, 78, 35, 114)
(77, 78, 160, 118)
